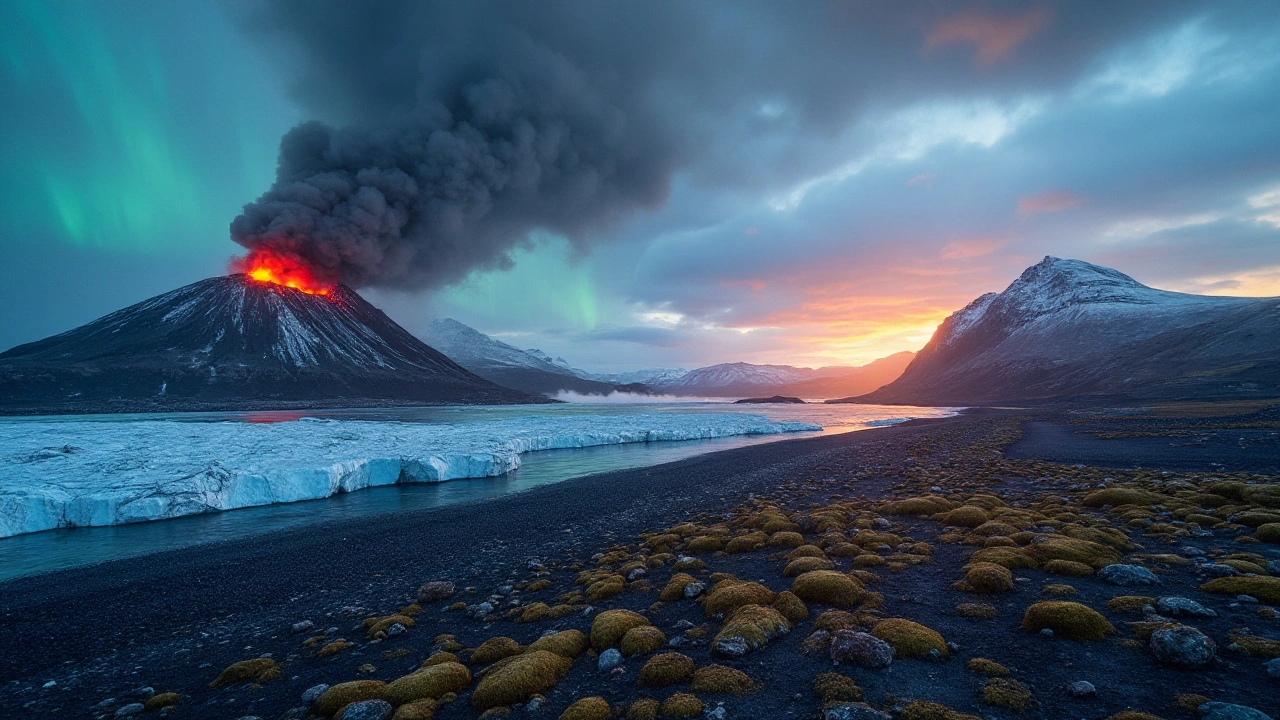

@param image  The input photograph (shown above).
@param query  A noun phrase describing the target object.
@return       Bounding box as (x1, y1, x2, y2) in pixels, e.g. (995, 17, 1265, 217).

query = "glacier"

(0, 412, 819, 538)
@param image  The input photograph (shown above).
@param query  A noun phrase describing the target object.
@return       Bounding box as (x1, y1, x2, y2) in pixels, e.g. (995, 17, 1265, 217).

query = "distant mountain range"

(647, 356, 915, 398)
(0, 276, 537, 414)
(843, 257, 1280, 406)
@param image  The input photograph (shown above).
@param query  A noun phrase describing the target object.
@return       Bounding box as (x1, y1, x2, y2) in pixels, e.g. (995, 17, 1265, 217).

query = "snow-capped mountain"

(422, 319, 624, 396)
(850, 257, 1280, 405)
(0, 275, 537, 414)
(586, 368, 689, 386)
(649, 355, 915, 399)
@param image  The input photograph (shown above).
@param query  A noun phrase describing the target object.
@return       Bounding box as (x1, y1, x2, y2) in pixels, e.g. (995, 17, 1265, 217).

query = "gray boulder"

(338, 700, 394, 720)
(829, 630, 893, 669)
(1099, 564, 1159, 586)
(1157, 597, 1217, 618)
(1198, 702, 1274, 720)
(1150, 626, 1216, 668)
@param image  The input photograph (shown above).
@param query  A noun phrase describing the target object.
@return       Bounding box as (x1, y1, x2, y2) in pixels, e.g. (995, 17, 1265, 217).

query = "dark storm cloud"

(230, 0, 1231, 290)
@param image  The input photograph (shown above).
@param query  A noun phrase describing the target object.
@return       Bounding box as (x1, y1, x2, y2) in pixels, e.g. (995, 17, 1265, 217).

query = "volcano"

(0, 275, 542, 414)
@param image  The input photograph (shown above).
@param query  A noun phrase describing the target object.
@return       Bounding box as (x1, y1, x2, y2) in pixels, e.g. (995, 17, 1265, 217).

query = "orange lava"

(235, 250, 332, 296)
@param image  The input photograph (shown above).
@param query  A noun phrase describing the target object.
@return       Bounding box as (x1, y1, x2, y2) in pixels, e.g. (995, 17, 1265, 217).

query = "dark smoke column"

(231, 38, 674, 291)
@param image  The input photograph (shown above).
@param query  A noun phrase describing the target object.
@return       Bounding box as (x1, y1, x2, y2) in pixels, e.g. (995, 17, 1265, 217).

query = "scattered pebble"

(597, 648, 623, 672)
(417, 581, 455, 603)
(1099, 564, 1159, 586)
(1157, 597, 1217, 618)
(291, 620, 314, 634)
(337, 699, 393, 720)
(301, 684, 329, 704)
(114, 704, 144, 718)
(1066, 681, 1096, 698)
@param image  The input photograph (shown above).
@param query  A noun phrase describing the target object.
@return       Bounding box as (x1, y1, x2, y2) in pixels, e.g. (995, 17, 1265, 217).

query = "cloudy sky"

(3, 1, 1279, 372)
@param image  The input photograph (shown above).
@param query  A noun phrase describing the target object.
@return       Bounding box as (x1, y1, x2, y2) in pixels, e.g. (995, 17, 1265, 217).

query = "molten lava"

(234, 250, 332, 296)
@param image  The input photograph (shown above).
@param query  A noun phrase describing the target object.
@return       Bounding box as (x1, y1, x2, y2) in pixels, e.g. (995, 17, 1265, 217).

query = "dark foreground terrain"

(2, 407, 1279, 720)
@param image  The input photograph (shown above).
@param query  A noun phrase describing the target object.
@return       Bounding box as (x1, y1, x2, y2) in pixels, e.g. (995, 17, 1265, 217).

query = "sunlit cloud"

(1103, 213, 1222, 239)
(941, 238, 1001, 260)
(925, 7, 1053, 67)
(1167, 265, 1280, 297)
(1016, 191, 1087, 214)
(1248, 185, 1280, 228)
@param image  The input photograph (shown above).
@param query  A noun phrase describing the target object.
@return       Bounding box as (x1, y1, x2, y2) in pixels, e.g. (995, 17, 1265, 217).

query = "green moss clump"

(366, 614, 417, 638)
(1105, 596, 1154, 613)
(784, 556, 834, 576)
(852, 554, 886, 567)
(591, 609, 652, 651)
(658, 693, 704, 718)
(1082, 488, 1163, 507)
(812, 672, 862, 703)
(982, 678, 1035, 712)
(771, 590, 809, 622)
(1228, 631, 1280, 659)
(1020, 601, 1115, 641)
(621, 625, 667, 657)
(316, 681, 388, 717)
(966, 657, 1009, 676)
(955, 603, 998, 620)
(1042, 584, 1078, 597)
(711, 605, 792, 656)
(420, 651, 459, 668)
(689, 664, 755, 695)
(470, 637, 523, 665)
(144, 693, 179, 711)
(790, 570, 865, 607)
(814, 610, 859, 632)
(585, 575, 625, 601)
(659, 573, 698, 602)
(671, 556, 707, 572)
(787, 544, 828, 559)
(638, 652, 696, 687)
(1027, 537, 1121, 569)
(626, 699, 659, 720)
(386, 662, 472, 705)
(725, 532, 768, 554)
(872, 618, 949, 660)
(1242, 484, 1280, 508)
(969, 547, 1038, 569)
(392, 698, 437, 720)
(703, 581, 777, 617)
(767, 531, 805, 548)
(1200, 576, 1280, 605)
(882, 496, 952, 516)
(1172, 694, 1210, 714)
(317, 640, 354, 658)
(518, 603, 551, 622)
(940, 506, 990, 528)
(898, 700, 982, 720)
(1043, 559, 1095, 577)
(527, 630, 589, 659)
(559, 696, 612, 720)
(471, 651, 572, 711)
(684, 535, 724, 554)
(209, 658, 280, 688)
(962, 562, 1013, 593)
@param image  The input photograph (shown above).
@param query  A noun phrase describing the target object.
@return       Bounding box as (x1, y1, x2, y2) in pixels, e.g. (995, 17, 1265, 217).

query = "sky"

(2, 1, 1279, 373)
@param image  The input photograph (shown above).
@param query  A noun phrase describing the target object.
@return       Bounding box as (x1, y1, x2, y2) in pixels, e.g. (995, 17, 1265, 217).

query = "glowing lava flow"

(235, 251, 332, 296)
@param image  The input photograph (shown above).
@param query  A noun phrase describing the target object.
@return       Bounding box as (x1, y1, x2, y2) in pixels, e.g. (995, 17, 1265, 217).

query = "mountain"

(421, 318, 624, 397)
(0, 275, 538, 414)
(842, 257, 1280, 406)
(650, 354, 915, 399)
(582, 368, 688, 386)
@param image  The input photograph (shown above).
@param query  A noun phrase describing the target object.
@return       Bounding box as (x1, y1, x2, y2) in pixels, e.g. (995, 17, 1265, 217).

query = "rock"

(1198, 701, 1275, 720)
(417, 581, 456, 603)
(1066, 681, 1096, 698)
(597, 649, 623, 672)
(1158, 597, 1218, 618)
(627, 568, 647, 581)
(1267, 560, 1280, 574)
(1181, 546, 1207, 557)
(386, 623, 406, 637)
(526, 695, 545, 711)
(1040, 628, 1054, 638)
(338, 699, 394, 720)
(292, 620, 315, 634)
(1099, 564, 1159, 586)
(828, 631, 893, 669)
(1265, 657, 1280, 679)
(42, 680, 56, 688)
(1201, 563, 1239, 578)
(302, 684, 330, 704)
(96, 698, 116, 709)
(115, 705, 145, 718)
(683, 582, 705, 598)
(821, 703, 892, 720)
(705, 706, 728, 720)
(1150, 626, 1217, 668)
(1237, 595, 1259, 604)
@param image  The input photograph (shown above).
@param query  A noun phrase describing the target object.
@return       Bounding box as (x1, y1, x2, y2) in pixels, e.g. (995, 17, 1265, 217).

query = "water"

(0, 402, 950, 581)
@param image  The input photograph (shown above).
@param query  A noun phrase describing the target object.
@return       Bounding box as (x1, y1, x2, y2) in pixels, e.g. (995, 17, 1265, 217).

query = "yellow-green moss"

(526, 579, 552, 592)
(627, 698, 660, 720)
(784, 556, 835, 576)
(767, 531, 805, 548)
(1082, 488, 1163, 507)
(966, 658, 1009, 676)
(812, 672, 862, 702)
(420, 651, 460, 668)
(961, 562, 1013, 593)
(1020, 601, 1115, 641)
(982, 678, 1034, 712)
(1200, 576, 1280, 605)
(591, 609, 652, 651)
(638, 652, 696, 687)
(386, 662, 472, 705)
(144, 693, 179, 710)
(851, 554, 886, 567)
(209, 658, 280, 688)
(1106, 596, 1155, 613)
(725, 533, 768, 554)
(872, 618, 949, 660)
(771, 590, 809, 622)
(621, 625, 667, 657)
(527, 630, 589, 659)
(711, 605, 791, 656)
(316, 681, 388, 717)
(940, 506, 990, 528)
(1172, 694, 1210, 714)
(969, 547, 1038, 570)
(586, 576, 625, 601)
(1222, 559, 1268, 575)
(955, 603, 998, 620)
(471, 651, 572, 711)
(898, 700, 982, 720)
(559, 696, 611, 720)
(1026, 537, 1121, 569)
(883, 496, 952, 516)
(690, 665, 756, 695)
(1229, 631, 1280, 659)
(1042, 584, 1078, 597)
(703, 581, 777, 617)
(1043, 559, 1095, 577)
(672, 557, 706, 572)
(366, 614, 417, 638)
(471, 637, 523, 665)
(684, 535, 724, 554)
(392, 698, 437, 720)
(658, 693, 703, 718)
(790, 570, 865, 607)
(787, 544, 828, 559)
(518, 603, 551, 622)
(1242, 484, 1280, 508)
(659, 573, 698, 602)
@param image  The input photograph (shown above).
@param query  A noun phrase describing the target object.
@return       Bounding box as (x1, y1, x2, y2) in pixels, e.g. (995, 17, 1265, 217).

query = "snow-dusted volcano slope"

(0, 413, 819, 538)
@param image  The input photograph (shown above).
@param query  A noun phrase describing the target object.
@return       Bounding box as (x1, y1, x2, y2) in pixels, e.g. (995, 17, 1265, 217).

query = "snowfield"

(0, 412, 819, 538)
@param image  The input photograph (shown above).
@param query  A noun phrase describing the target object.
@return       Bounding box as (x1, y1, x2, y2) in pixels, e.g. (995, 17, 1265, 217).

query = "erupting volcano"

(0, 273, 541, 414)
(233, 249, 333, 297)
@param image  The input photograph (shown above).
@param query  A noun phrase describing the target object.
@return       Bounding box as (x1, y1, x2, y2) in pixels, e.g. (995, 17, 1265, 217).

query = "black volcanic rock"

(733, 396, 805, 404)
(0, 275, 541, 414)
(837, 257, 1280, 406)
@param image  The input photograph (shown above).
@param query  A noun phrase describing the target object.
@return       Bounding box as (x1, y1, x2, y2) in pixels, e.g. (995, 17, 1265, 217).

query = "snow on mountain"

(0, 276, 532, 414)
(854, 256, 1280, 405)
(586, 368, 690, 385)
(0, 412, 819, 538)
(657, 363, 815, 391)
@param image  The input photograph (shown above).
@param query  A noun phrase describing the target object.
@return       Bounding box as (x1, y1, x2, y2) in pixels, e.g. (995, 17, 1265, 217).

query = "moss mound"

(386, 662, 472, 705)
(1200, 576, 1280, 605)
(1041, 583, 1078, 597)
(790, 570, 865, 607)
(898, 700, 982, 720)
(638, 652, 696, 687)
(591, 610, 652, 651)
(209, 658, 280, 688)
(1255, 523, 1280, 543)
(690, 665, 756, 695)
(962, 562, 1013, 593)
(144, 693, 179, 711)
(627, 699, 660, 720)
(982, 678, 1034, 712)
(1020, 601, 1115, 641)
(725, 533, 767, 554)
(316, 681, 388, 717)
(767, 531, 805, 548)
(711, 605, 791, 656)
(1242, 484, 1280, 508)
(955, 603, 998, 620)
(621, 626, 667, 657)
(771, 590, 810, 622)
(966, 657, 1010, 676)
(703, 581, 777, 617)
(684, 535, 724, 554)
(526, 630, 589, 659)
(969, 547, 1038, 570)
(812, 672, 862, 703)
(366, 614, 416, 638)
(871, 618, 948, 660)
(1106, 596, 1155, 613)
(1026, 537, 1121, 569)
(471, 651, 572, 711)
(1082, 488, 1163, 507)
(883, 496, 952, 516)
(559, 696, 611, 720)
(1043, 559, 1095, 577)
(471, 637, 523, 665)
(940, 506, 990, 528)
(784, 556, 834, 576)
(1229, 631, 1280, 659)
(392, 698, 437, 720)
(658, 693, 703, 718)
(659, 573, 698, 602)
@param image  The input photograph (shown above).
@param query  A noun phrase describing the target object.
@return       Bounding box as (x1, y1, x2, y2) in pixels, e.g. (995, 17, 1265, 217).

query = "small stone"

(627, 568, 646, 581)
(1267, 560, 1280, 574)
(115, 705, 145, 718)
(96, 698, 116, 709)
(526, 696, 544, 711)
(127, 687, 154, 699)
(1265, 657, 1280, 679)
(674, 620, 695, 630)
(301, 684, 329, 704)
(42, 680, 56, 688)
(828, 630, 893, 669)
(1150, 626, 1216, 668)
(292, 620, 314, 633)
(821, 703, 892, 720)
(1201, 563, 1239, 578)
(1180, 546, 1207, 557)
(386, 623, 406, 637)
(1066, 681, 1096, 698)
(705, 706, 728, 720)
(497, 584, 514, 595)
(1099, 564, 1159, 586)
(683, 582, 705, 598)
(597, 648, 623, 672)
(417, 581, 456, 603)
(1158, 597, 1217, 618)
(1197, 701, 1275, 720)
(1237, 595, 1259, 604)
(338, 699, 394, 720)
(1040, 628, 1055, 638)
